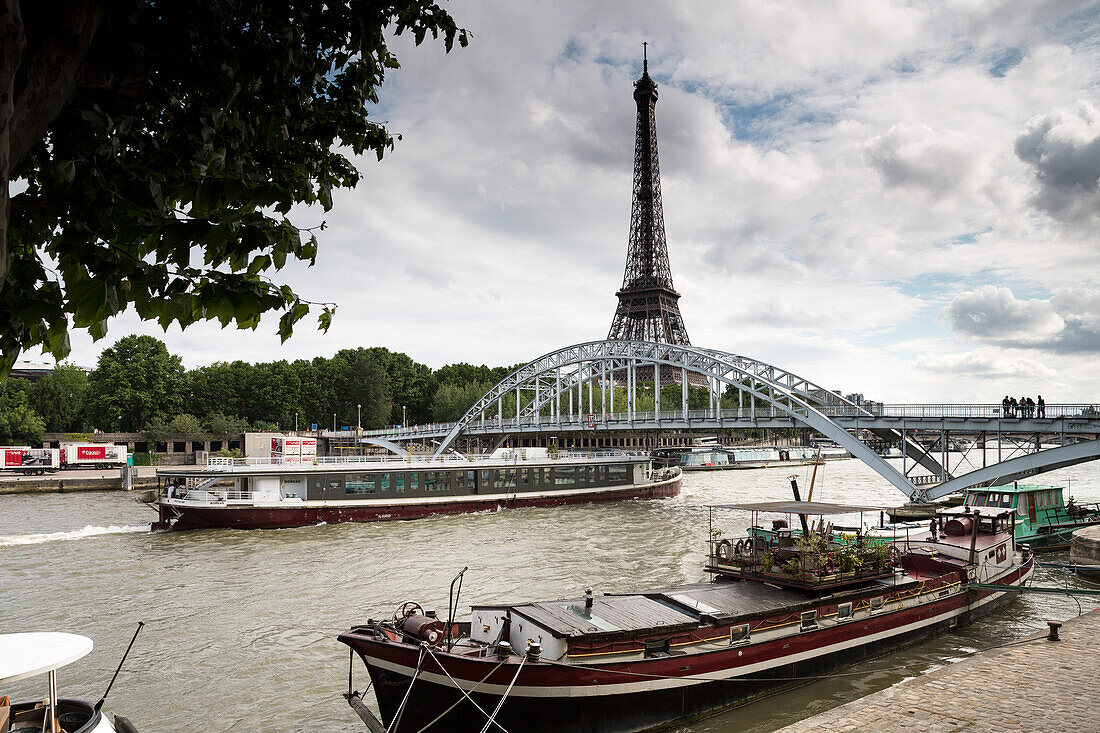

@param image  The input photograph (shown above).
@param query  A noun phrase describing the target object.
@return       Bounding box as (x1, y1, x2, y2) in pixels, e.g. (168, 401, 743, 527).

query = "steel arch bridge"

(431, 340, 907, 484)
(397, 340, 1100, 503)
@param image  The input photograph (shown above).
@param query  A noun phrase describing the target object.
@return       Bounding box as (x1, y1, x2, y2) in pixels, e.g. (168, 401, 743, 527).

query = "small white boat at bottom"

(1, 632, 140, 733)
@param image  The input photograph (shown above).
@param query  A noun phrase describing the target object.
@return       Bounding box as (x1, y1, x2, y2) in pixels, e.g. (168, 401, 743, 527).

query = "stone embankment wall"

(0, 475, 158, 495)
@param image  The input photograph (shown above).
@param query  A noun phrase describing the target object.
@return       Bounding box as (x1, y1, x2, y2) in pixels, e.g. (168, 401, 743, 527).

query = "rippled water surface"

(3, 454, 1098, 732)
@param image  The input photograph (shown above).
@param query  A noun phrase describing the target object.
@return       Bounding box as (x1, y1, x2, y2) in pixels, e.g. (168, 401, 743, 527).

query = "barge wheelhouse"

(154, 449, 681, 530)
(338, 501, 1032, 733)
(958, 482, 1100, 550)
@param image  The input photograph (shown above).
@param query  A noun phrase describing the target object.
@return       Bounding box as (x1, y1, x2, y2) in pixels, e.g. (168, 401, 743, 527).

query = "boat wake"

(0, 524, 150, 547)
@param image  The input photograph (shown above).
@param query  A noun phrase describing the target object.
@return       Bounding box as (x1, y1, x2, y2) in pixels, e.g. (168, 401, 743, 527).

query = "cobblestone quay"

(777, 608, 1100, 732)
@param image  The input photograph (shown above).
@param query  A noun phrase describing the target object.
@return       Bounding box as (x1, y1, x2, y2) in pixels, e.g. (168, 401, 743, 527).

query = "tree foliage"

(167, 413, 203, 438)
(1, 334, 528, 437)
(84, 334, 184, 431)
(28, 361, 87, 432)
(0, 0, 467, 372)
(0, 378, 43, 444)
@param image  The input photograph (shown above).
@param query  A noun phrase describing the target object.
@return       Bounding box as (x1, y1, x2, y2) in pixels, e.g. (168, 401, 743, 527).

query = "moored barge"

(338, 501, 1033, 733)
(154, 449, 680, 530)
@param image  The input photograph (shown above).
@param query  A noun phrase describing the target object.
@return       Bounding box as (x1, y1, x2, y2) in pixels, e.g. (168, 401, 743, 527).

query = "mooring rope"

(386, 644, 427, 733)
(416, 649, 509, 733)
(477, 654, 528, 733)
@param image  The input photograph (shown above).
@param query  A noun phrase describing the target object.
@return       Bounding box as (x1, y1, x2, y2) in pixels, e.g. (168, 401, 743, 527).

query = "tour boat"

(676, 446, 849, 471)
(0, 632, 139, 733)
(153, 449, 681, 530)
(956, 482, 1100, 550)
(337, 501, 1032, 733)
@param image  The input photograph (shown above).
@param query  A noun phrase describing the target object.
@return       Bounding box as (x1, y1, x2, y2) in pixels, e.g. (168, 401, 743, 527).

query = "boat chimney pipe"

(789, 477, 811, 535)
(584, 587, 594, 610)
(968, 510, 981, 566)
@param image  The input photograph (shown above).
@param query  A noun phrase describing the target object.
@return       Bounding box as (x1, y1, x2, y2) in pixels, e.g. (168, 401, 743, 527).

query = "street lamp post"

(403, 405, 407, 428)
(357, 404, 361, 430)
(333, 413, 336, 433)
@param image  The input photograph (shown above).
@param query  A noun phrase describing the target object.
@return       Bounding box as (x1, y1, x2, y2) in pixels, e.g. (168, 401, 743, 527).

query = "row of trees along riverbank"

(0, 335, 521, 445)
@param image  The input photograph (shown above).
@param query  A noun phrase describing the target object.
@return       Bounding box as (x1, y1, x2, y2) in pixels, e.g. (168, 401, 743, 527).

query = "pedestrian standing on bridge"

(1002, 395, 1011, 417)
(1037, 395, 1045, 418)
(1009, 397, 1018, 417)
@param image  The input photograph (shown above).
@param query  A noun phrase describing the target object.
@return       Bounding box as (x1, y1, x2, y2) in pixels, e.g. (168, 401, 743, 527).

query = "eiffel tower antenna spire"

(607, 48, 691, 346)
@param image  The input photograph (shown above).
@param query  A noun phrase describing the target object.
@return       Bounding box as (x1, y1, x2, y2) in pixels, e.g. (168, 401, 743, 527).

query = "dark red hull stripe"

(161, 478, 681, 530)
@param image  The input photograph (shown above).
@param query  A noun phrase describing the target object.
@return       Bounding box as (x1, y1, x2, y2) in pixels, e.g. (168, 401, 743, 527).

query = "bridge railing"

(362, 404, 1100, 439)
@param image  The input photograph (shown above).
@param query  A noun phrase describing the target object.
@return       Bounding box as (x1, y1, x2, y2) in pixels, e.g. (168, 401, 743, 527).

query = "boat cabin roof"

(0, 632, 92, 684)
(712, 500, 887, 515)
(966, 483, 1063, 495)
(482, 582, 811, 639)
(157, 450, 650, 478)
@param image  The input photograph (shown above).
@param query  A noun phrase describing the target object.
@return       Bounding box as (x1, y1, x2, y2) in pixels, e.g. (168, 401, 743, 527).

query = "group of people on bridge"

(1002, 394, 1044, 418)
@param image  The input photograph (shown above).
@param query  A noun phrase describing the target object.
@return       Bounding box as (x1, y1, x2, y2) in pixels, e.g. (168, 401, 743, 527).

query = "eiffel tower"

(607, 47, 691, 346)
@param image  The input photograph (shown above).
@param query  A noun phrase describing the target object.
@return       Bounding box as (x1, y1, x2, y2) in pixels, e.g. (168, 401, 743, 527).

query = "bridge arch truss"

(431, 340, 926, 496)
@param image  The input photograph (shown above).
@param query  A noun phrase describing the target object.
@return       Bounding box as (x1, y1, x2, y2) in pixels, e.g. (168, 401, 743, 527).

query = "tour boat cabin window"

(327, 476, 344, 493)
(408, 472, 419, 491)
(380, 473, 390, 492)
(1000, 493, 1012, 507)
(970, 493, 987, 507)
(454, 471, 465, 490)
(607, 465, 630, 484)
(1017, 494, 1029, 516)
(730, 624, 750, 645)
(800, 611, 818, 632)
(553, 467, 575, 486)
(480, 470, 492, 490)
(424, 472, 438, 491)
(869, 596, 885, 614)
(837, 602, 854, 622)
(395, 474, 405, 493)
(345, 475, 374, 495)
(499, 469, 517, 489)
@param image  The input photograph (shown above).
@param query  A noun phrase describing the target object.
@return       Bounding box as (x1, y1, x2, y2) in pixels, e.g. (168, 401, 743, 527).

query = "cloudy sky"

(35, 0, 1100, 402)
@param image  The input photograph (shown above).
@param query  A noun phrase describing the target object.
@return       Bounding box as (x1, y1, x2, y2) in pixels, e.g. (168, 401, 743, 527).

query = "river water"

(2, 453, 1098, 732)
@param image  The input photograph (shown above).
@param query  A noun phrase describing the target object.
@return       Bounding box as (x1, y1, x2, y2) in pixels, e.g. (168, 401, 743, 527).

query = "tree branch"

(9, 0, 107, 166)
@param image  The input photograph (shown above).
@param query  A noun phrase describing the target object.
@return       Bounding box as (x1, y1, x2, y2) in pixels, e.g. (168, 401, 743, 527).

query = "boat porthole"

(737, 650, 742, 657)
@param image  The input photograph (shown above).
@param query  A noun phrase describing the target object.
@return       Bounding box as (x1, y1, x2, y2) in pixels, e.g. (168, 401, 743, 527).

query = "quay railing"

(361, 404, 1100, 439)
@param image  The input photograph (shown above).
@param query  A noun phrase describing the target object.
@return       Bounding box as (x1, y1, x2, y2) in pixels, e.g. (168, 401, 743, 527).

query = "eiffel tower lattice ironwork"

(607, 49, 691, 346)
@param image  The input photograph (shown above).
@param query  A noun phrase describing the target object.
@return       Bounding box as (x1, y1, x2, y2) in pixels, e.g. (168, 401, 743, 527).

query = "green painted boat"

(961, 483, 1100, 550)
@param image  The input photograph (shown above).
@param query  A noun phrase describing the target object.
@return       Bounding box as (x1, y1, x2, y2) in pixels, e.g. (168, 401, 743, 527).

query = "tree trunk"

(0, 0, 26, 296)
(0, 0, 107, 296)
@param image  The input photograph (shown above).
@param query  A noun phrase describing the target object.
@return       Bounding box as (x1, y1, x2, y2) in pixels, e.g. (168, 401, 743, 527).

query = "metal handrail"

(361, 403, 1100, 438)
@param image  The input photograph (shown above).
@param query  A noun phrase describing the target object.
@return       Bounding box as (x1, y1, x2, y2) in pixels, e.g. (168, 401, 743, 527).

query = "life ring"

(824, 556, 836, 574)
(717, 539, 735, 562)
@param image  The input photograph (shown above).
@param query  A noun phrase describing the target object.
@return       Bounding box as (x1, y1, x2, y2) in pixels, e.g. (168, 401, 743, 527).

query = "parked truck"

(0, 447, 61, 475)
(59, 442, 128, 468)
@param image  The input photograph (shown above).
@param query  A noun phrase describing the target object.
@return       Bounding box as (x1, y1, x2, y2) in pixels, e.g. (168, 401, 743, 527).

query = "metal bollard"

(1046, 619, 1062, 641)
